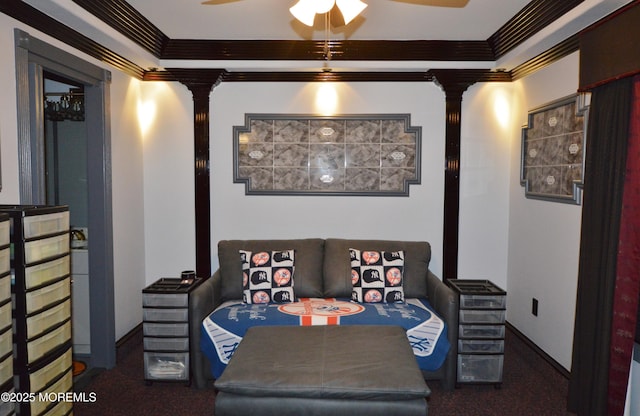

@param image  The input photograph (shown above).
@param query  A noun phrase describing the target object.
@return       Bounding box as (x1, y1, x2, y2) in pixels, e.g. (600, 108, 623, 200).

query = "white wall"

(142, 80, 518, 305)
(458, 82, 516, 291)
(141, 81, 195, 284)
(110, 73, 147, 339)
(208, 82, 448, 274)
(507, 52, 583, 370)
(0, 13, 147, 341)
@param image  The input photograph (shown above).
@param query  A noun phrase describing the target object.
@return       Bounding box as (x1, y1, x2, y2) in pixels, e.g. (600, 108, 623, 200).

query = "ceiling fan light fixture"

(290, 0, 319, 26)
(290, 0, 366, 26)
(336, 0, 367, 25)
(315, 0, 336, 14)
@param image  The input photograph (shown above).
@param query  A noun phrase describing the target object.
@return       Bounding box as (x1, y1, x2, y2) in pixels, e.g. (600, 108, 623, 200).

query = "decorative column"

(431, 70, 480, 281)
(178, 70, 225, 279)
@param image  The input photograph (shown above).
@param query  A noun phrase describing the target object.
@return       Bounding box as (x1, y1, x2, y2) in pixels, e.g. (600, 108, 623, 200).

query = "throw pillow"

(350, 248, 405, 303)
(240, 249, 295, 304)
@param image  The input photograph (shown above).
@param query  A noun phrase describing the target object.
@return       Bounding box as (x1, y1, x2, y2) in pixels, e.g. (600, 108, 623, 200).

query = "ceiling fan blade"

(388, 0, 469, 7)
(201, 0, 245, 5)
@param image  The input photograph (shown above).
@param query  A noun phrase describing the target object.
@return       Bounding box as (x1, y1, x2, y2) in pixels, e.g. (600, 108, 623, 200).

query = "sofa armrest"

(190, 271, 222, 389)
(425, 270, 458, 390)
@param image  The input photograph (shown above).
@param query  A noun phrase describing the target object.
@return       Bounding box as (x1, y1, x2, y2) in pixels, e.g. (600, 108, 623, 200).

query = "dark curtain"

(567, 76, 633, 415)
(607, 75, 640, 416)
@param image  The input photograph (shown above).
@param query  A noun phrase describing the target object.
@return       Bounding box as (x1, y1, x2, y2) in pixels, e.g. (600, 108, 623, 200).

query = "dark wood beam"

(144, 69, 512, 84)
(162, 39, 494, 62)
(176, 71, 225, 279)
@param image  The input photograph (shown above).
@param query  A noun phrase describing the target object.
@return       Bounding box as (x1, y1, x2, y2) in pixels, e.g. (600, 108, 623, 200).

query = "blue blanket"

(201, 298, 450, 378)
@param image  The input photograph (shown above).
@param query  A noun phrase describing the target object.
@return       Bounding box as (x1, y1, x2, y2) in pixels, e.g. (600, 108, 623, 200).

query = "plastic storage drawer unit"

(459, 324, 505, 339)
(459, 309, 505, 324)
(1, 205, 73, 416)
(143, 307, 189, 323)
(448, 279, 506, 388)
(144, 351, 189, 381)
(142, 277, 201, 385)
(24, 256, 70, 290)
(143, 322, 189, 338)
(460, 294, 506, 309)
(0, 387, 15, 416)
(27, 348, 72, 393)
(457, 354, 504, 383)
(22, 211, 70, 239)
(0, 355, 12, 386)
(458, 339, 505, 354)
(0, 214, 10, 416)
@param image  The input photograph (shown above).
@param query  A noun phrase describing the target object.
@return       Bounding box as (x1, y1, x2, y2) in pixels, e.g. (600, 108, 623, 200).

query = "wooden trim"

(70, 0, 585, 65)
(181, 76, 225, 279)
(0, 0, 145, 79)
(511, 35, 579, 81)
(115, 323, 142, 348)
(488, 0, 584, 59)
(144, 68, 512, 84)
(3, 0, 581, 82)
(72, 0, 168, 57)
(162, 39, 495, 62)
(506, 321, 571, 379)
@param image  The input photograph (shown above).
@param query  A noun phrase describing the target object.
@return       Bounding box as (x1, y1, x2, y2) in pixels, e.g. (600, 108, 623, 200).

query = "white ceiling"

(22, 0, 634, 72)
(126, 0, 531, 41)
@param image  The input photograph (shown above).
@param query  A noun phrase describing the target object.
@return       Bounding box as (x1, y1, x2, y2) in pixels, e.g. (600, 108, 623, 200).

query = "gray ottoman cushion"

(214, 325, 430, 415)
(214, 394, 429, 416)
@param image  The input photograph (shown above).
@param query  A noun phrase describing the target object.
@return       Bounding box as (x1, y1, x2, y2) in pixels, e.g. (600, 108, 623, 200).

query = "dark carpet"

(74, 326, 572, 415)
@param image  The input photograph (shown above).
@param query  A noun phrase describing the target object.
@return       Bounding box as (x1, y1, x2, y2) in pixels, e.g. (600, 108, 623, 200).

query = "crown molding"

(511, 34, 580, 80)
(488, 0, 584, 58)
(2, 0, 584, 82)
(1, 0, 145, 79)
(71, 0, 169, 57)
(161, 39, 494, 62)
(69, 0, 582, 63)
(143, 68, 513, 84)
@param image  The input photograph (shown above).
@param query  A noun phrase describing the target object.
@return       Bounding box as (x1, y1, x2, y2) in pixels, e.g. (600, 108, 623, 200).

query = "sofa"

(189, 238, 459, 390)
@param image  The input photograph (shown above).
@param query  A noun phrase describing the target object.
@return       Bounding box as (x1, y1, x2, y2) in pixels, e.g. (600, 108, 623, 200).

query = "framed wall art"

(233, 114, 422, 196)
(520, 94, 589, 204)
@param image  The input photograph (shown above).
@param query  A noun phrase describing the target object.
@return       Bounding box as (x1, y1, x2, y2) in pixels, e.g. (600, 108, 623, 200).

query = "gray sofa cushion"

(323, 239, 430, 299)
(218, 239, 325, 302)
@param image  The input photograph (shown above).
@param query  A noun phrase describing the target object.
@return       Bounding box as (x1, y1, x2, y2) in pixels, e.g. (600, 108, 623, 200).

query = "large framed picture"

(233, 114, 422, 196)
(520, 94, 589, 204)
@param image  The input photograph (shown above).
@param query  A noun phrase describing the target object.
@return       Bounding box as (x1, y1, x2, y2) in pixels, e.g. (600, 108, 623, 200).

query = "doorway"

(14, 29, 116, 370)
(43, 73, 92, 363)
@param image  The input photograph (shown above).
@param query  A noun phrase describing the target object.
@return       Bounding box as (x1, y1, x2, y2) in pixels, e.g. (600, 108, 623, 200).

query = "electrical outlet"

(532, 298, 539, 316)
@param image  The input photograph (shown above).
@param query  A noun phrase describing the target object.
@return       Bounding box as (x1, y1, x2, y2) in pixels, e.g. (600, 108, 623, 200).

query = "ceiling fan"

(201, 0, 469, 5)
(201, 0, 470, 27)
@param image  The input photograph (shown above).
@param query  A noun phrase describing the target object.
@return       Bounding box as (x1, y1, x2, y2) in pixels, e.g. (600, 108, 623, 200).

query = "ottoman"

(214, 325, 430, 416)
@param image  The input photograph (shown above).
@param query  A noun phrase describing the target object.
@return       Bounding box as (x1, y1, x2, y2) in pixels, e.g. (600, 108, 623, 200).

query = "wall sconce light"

(315, 83, 339, 116)
(137, 99, 157, 137)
